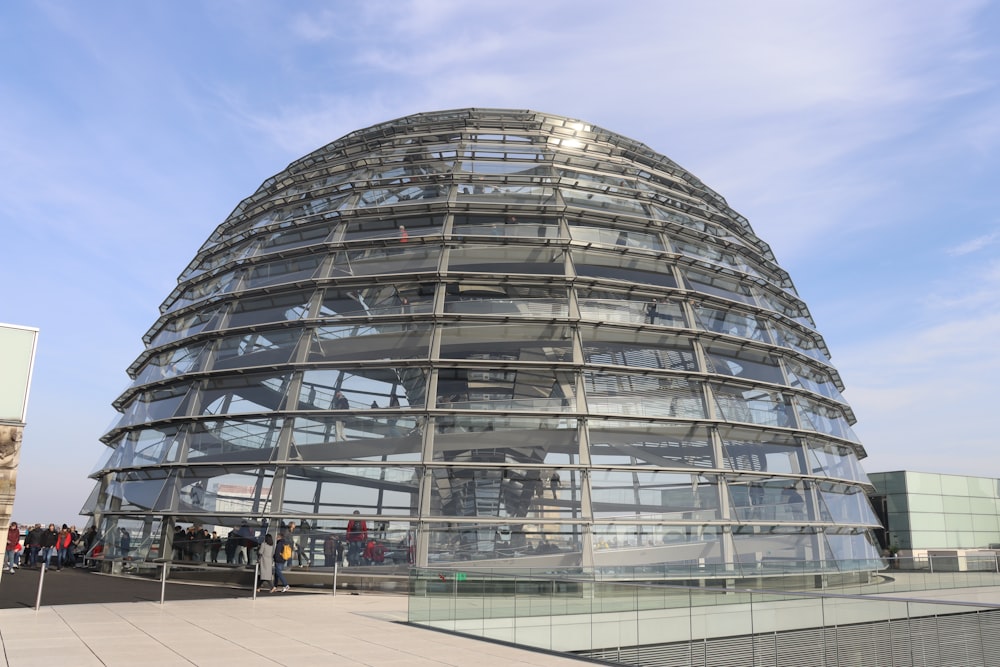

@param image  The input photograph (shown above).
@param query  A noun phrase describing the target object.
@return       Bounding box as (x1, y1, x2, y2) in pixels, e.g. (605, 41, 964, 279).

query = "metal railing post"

(34, 562, 46, 611)
(332, 558, 339, 596)
(253, 562, 259, 600)
(160, 561, 167, 604)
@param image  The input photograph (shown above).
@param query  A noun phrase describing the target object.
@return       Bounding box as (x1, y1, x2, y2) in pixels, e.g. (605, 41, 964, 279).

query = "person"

(334, 391, 349, 410)
(82, 525, 98, 554)
(57, 524, 74, 568)
(550, 471, 561, 499)
(40, 523, 58, 570)
(398, 225, 409, 242)
(26, 523, 42, 568)
(286, 521, 309, 568)
(119, 528, 131, 560)
(272, 533, 290, 592)
(209, 531, 223, 563)
(257, 534, 275, 591)
(190, 480, 205, 507)
(346, 511, 367, 566)
(323, 533, 336, 568)
(646, 299, 659, 324)
(234, 521, 257, 565)
(225, 530, 238, 564)
(363, 538, 376, 565)
(5, 522, 19, 574)
(172, 525, 187, 561)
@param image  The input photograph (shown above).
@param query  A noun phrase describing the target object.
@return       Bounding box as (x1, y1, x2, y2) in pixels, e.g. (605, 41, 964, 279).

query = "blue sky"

(3, 0, 1000, 523)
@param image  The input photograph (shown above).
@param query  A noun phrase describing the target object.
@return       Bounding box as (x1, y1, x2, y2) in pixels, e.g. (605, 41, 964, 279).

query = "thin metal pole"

(160, 562, 167, 604)
(252, 561, 259, 600)
(332, 558, 339, 596)
(34, 562, 46, 611)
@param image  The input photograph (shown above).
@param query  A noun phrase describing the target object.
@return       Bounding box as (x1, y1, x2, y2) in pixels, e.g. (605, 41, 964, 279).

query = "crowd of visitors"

(4, 522, 98, 573)
(5, 515, 408, 581)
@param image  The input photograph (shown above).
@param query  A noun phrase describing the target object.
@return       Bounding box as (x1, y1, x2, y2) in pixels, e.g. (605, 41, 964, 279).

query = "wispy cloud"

(946, 231, 1000, 256)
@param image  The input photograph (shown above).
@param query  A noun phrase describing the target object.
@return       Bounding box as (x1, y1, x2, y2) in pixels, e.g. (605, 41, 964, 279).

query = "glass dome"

(83, 108, 882, 575)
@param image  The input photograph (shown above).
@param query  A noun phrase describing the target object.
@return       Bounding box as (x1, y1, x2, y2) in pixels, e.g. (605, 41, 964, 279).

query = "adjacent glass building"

(870, 471, 1000, 552)
(82, 108, 882, 572)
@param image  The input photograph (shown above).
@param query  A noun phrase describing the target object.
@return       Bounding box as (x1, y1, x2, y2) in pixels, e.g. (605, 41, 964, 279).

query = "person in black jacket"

(40, 523, 58, 570)
(26, 524, 43, 568)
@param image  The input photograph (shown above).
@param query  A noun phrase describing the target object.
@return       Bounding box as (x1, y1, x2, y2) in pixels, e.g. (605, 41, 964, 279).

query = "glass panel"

(682, 268, 756, 306)
(421, 522, 582, 563)
(704, 344, 784, 384)
(794, 397, 859, 442)
(581, 329, 696, 371)
(455, 183, 556, 205)
(756, 289, 812, 328)
(171, 270, 238, 311)
(149, 304, 224, 348)
(133, 342, 208, 385)
(444, 283, 567, 318)
(587, 421, 714, 468)
(186, 418, 283, 460)
(354, 179, 449, 207)
(196, 467, 277, 516)
(435, 367, 575, 413)
(585, 373, 704, 418)
(578, 296, 686, 328)
(592, 525, 723, 568)
(692, 303, 771, 343)
(568, 223, 664, 251)
(713, 386, 796, 428)
(282, 465, 419, 517)
(731, 526, 833, 566)
(785, 359, 845, 402)
(195, 373, 294, 416)
(317, 282, 436, 319)
(291, 415, 423, 460)
(210, 329, 302, 371)
(180, 237, 256, 282)
(591, 470, 720, 520)
(308, 323, 431, 362)
(226, 292, 312, 328)
(116, 383, 193, 429)
(342, 214, 444, 242)
(807, 442, 869, 483)
(771, 322, 831, 363)
(439, 322, 572, 361)
(452, 214, 561, 240)
(816, 483, 880, 525)
(720, 428, 806, 474)
(447, 245, 565, 276)
(330, 246, 440, 276)
(562, 188, 647, 216)
(255, 222, 334, 255)
(824, 529, 882, 563)
(299, 367, 429, 413)
(105, 426, 183, 470)
(428, 466, 579, 523)
(102, 471, 173, 512)
(671, 237, 755, 275)
(430, 415, 578, 459)
(244, 255, 324, 290)
(729, 480, 809, 522)
(573, 249, 677, 288)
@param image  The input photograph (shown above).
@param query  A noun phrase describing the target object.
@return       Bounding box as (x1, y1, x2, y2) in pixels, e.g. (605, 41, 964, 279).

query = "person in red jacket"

(57, 524, 74, 569)
(346, 510, 367, 566)
(5, 522, 20, 574)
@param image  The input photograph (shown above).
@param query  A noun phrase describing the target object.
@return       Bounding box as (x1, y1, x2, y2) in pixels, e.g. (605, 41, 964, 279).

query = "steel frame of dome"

(83, 108, 883, 574)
